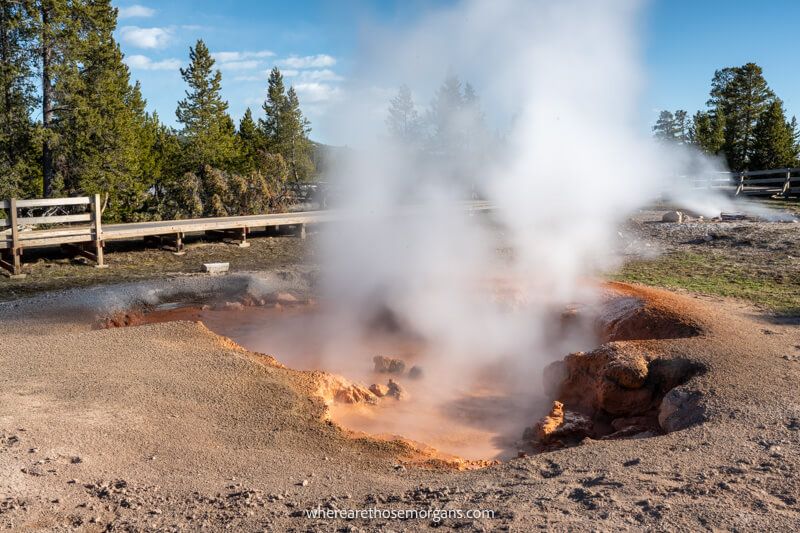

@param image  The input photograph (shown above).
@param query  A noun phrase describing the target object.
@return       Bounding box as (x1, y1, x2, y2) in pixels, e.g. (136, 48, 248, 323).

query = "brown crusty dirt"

(1, 279, 800, 531)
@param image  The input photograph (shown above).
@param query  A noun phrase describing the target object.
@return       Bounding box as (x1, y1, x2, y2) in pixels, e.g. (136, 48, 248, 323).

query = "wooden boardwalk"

(0, 196, 491, 276)
(2, 165, 798, 276)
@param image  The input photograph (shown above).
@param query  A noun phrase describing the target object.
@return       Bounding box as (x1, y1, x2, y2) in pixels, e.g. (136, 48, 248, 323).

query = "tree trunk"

(41, 4, 54, 198)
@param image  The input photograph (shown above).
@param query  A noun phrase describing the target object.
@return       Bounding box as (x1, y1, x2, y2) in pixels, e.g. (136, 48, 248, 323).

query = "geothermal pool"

(118, 300, 559, 460)
(109, 284, 701, 462)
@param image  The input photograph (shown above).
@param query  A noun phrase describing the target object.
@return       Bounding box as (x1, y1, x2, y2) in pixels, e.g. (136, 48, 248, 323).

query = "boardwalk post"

(174, 232, 185, 254)
(6, 198, 24, 277)
(735, 173, 745, 196)
(783, 169, 792, 196)
(238, 227, 250, 248)
(92, 193, 106, 268)
(299, 224, 306, 240)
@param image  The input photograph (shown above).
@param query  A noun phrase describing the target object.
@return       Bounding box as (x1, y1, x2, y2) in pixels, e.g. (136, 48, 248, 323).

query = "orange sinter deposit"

(102, 282, 707, 463)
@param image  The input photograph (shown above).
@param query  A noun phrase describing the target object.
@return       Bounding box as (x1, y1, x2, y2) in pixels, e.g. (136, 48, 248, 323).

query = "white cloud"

(234, 75, 264, 82)
(297, 69, 342, 82)
(124, 54, 181, 71)
(218, 59, 260, 71)
(294, 82, 341, 103)
(117, 4, 155, 19)
(277, 54, 336, 69)
(212, 50, 274, 62)
(281, 69, 300, 77)
(119, 26, 172, 49)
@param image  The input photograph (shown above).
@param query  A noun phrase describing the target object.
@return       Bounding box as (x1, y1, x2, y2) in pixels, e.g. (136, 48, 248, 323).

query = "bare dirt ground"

(2, 205, 800, 531)
(0, 230, 313, 302)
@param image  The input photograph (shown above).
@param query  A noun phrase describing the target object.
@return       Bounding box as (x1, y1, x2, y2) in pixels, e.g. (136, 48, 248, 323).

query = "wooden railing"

(3, 164, 797, 278)
(1, 194, 104, 276)
(733, 167, 800, 197)
(670, 167, 800, 199)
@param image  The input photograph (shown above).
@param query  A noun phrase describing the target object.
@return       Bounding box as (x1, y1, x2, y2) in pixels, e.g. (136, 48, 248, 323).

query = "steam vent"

(3, 0, 800, 530)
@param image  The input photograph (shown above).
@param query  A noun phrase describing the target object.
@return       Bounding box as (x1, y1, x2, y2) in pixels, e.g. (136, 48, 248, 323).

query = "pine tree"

(708, 63, 775, 170)
(690, 109, 726, 155)
(281, 86, 313, 181)
(751, 99, 798, 170)
(386, 84, 420, 143)
(237, 107, 261, 172)
(259, 68, 313, 181)
(30, 0, 79, 197)
(48, 1, 154, 221)
(176, 39, 237, 172)
(428, 74, 465, 153)
(652, 110, 689, 144)
(0, 0, 40, 198)
(260, 67, 286, 146)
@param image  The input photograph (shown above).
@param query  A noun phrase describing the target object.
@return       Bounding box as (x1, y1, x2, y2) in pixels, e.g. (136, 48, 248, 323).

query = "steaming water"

(311, 0, 651, 455)
(213, 1, 782, 458)
(151, 291, 599, 460)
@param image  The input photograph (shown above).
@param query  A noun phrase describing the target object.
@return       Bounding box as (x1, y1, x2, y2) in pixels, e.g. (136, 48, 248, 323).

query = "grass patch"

(612, 251, 800, 316)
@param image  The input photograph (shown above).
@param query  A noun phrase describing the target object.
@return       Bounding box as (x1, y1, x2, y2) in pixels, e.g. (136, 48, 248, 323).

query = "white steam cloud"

(310, 0, 746, 457)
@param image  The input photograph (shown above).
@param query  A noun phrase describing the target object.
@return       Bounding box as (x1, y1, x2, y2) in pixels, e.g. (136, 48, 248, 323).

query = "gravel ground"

(2, 205, 800, 531)
(2, 271, 800, 530)
(615, 207, 800, 315)
(0, 230, 314, 302)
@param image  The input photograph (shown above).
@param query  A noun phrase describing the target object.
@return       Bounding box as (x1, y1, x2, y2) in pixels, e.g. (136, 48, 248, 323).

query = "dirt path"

(1, 275, 799, 531)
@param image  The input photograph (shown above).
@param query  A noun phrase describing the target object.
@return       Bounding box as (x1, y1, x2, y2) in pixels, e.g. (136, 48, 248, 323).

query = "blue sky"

(114, 1, 800, 144)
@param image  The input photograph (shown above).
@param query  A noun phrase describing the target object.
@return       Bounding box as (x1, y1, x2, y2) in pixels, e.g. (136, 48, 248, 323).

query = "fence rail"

(0, 194, 491, 276)
(734, 167, 800, 196)
(1, 165, 796, 277)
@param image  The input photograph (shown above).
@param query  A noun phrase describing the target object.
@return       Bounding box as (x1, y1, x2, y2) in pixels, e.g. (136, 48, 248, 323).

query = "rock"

(530, 401, 593, 444)
(275, 292, 298, 304)
(534, 401, 565, 441)
(373, 356, 406, 375)
(202, 262, 229, 274)
(546, 343, 655, 415)
(408, 366, 423, 380)
(599, 379, 653, 416)
(317, 375, 378, 405)
(605, 356, 649, 389)
(369, 383, 389, 397)
(386, 379, 405, 400)
(658, 386, 705, 432)
(661, 211, 684, 223)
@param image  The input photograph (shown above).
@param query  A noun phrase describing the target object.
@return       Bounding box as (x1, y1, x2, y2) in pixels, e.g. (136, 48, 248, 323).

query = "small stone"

(386, 379, 405, 400)
(661, 211, 683, 223)
(408, 366, 423, 380)
(275, 292, 298, 304)
(373, 356, 406, 375)
(369, 383, 389, 397)
(202, 262, 229, 274)
(300, 479, 309, 487)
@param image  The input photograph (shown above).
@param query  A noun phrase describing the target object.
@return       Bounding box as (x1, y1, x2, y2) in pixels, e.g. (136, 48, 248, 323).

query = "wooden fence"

(0, 194, 491, 277)
(686, 167, 800, 197)
(1, 195, 103, 276)
(2, 165, 797, 277)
